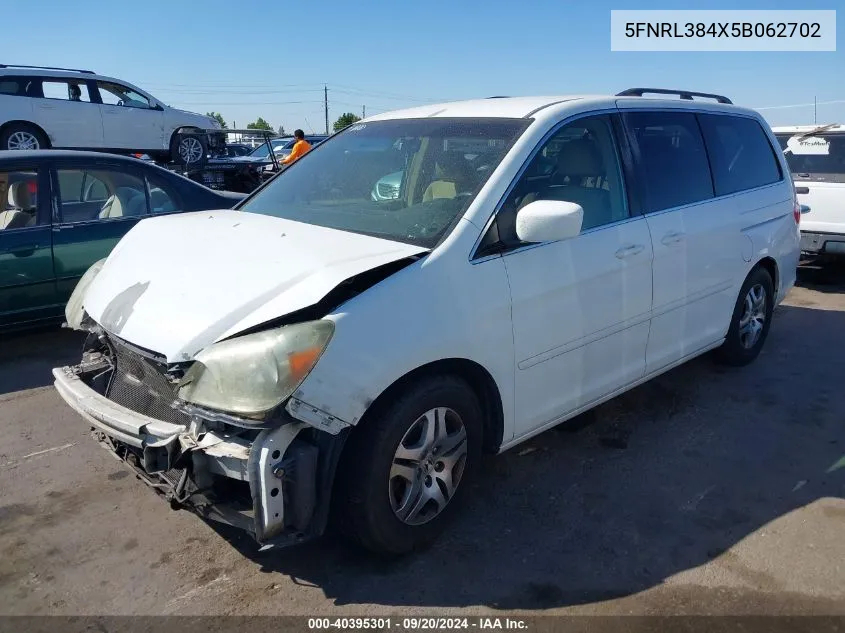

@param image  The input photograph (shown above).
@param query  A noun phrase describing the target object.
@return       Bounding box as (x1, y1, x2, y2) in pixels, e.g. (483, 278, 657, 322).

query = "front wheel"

(715, 267, 774, 366)
(170, 133, 207, 167)
(335, 375, 483, 555)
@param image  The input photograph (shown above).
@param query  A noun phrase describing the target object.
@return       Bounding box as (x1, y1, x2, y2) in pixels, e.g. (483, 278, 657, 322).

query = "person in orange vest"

(281, 129, 312, 165)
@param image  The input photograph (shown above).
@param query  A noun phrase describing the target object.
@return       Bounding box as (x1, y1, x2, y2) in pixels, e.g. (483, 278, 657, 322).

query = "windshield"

(776, 132, 845, 183)
(240, 118, 529, 248)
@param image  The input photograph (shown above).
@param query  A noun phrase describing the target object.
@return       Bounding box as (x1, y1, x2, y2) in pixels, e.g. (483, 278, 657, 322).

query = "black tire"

(1, 123, 49, 151)
(334, 375, 483, 556)
(715, 266, 775, 367)
(170, 132, 207, 167)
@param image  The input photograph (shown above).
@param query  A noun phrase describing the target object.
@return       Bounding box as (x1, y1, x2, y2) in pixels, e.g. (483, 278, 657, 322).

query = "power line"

(754, 99, 845, 110)
(172, 100, 323, 106)
(149, 88, 326, 95)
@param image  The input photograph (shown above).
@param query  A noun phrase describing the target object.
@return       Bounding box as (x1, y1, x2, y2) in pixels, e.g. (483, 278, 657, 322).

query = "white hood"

(83, 210, 426, 362)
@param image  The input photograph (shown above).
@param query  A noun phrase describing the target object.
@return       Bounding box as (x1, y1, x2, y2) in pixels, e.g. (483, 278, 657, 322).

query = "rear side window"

(776, 133, 845, 183)
(0, 78, 22, 95)
(699, 114, 781, 195)
(41, 79, 92, 102)
(57, 168, 149, 223)
(625, 111, 714, 213)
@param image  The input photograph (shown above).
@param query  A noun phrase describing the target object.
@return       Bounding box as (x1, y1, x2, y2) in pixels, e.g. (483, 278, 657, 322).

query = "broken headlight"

(177, 320, 334, 420)
(65, 258, 107, 330)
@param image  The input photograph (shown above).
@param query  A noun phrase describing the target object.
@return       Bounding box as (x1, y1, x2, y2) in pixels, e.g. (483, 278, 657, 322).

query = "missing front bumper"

(52, 365, 331, 547)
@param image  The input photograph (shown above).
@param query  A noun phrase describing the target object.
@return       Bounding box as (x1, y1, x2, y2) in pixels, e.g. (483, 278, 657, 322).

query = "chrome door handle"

(661, 231, 685, 246)
(615, 244, 645, 259)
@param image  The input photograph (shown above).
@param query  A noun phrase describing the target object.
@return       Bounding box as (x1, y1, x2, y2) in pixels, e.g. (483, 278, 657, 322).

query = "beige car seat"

(1, 182, 36, 229)
(422, 153, 475, 202)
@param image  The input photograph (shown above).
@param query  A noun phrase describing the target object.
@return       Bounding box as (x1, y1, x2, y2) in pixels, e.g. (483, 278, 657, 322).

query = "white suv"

(774, 124, 845, 258)
(0, 64, 219, 164)
(55, 89, 800, 555)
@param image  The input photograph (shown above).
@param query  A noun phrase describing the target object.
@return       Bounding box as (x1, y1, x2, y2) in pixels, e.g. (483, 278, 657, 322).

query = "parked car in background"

(0, 64, 221, 165)
(774, 124, 845, 259)
(55, 90, 799, 555)
(272, 134, 328, 160)
(225, 144, 253, 157)
(0, 150, 243, 329)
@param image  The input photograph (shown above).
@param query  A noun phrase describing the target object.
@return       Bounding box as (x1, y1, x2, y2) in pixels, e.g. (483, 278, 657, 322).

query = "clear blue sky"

(8, 0, 844, 131)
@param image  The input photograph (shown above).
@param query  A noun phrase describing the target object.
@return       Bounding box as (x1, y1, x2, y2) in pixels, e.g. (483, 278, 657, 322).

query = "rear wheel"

(335, 375, 482, 555)
(2, 123, 49, 151)
(716, 267, 774, 366)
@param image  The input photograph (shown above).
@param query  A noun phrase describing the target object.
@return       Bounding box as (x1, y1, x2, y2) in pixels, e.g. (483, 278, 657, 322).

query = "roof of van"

(364, 95, 759, 121)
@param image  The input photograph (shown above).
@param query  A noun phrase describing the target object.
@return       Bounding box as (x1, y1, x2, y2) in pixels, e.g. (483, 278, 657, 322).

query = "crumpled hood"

(83, 210, 426, 362)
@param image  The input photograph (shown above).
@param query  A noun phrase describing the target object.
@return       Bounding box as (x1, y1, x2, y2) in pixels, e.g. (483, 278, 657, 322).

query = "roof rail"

(616, 88, 732, 105)
(0, 64, 95, 74)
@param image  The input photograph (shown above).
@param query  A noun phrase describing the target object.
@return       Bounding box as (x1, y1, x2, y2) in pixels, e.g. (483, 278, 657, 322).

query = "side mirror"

(516, 200, 583, 243)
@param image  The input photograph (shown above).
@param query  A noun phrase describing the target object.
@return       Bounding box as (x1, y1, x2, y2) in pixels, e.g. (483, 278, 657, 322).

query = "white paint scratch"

(19, 443, 76, 461)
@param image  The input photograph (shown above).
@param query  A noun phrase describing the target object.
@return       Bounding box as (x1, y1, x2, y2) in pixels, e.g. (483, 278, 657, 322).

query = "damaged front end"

(53, 328, 349, 547)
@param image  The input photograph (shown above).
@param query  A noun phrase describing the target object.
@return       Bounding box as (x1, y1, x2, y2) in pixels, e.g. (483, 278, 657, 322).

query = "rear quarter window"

(0, 77, 27, 96)
(698, 114, 782, 195)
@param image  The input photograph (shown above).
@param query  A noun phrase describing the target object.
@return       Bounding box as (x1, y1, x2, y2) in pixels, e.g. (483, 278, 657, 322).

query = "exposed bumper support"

(52, 365, 328, 545)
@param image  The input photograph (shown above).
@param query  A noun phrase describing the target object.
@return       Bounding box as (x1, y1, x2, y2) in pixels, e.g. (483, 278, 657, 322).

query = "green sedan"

(0, 150, 243, 330)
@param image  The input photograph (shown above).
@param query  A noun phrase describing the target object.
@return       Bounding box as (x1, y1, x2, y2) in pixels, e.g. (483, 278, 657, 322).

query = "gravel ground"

(1, 264, 843, 616)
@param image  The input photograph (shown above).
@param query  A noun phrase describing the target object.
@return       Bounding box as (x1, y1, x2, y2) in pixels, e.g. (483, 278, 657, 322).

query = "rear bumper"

(800, 231, 845, 255)
(52, 365, 320, 546)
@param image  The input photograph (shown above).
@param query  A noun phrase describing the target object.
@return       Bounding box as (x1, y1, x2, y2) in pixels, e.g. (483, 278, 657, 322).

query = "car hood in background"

(83, 210, 427, 362)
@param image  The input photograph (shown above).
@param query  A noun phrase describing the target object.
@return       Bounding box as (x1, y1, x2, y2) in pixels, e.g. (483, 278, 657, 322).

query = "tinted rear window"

(0, 77, 24, 95)
(625, 111, 714, 213)
(776, 133, 845, 183)
(698, 114, 782, 195)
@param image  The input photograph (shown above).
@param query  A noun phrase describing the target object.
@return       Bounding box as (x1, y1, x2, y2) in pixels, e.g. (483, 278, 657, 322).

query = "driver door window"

(493, 115, 629, 248)
(96, 82, 152, 109)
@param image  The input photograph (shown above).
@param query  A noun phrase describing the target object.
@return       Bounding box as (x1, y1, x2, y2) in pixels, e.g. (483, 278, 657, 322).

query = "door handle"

(1, 244, 40, 256)
(795, 186, 809, 195)
(615, 244, 645, 259)
(661, 231, 685, 246)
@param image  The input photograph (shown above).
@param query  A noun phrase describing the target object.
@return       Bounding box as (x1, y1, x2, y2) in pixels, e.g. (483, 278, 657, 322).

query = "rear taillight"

(793, 199, 801, 225)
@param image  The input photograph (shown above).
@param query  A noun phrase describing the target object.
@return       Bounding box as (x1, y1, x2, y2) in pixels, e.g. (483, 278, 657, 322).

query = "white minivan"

(54, 89, 800, 555)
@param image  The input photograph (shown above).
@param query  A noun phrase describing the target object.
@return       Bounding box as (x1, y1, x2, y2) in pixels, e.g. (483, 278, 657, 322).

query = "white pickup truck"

(774, 124, 845, 258)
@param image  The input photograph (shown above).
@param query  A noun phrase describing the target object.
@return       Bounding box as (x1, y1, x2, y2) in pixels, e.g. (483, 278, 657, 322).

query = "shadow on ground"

(210, 301, 845, 611)
(796, 258, 845, 294)
(0, 327, 86, 395)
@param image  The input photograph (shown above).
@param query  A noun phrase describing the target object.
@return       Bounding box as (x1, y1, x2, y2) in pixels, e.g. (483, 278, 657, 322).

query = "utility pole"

(324, 85, 329, 135)
(362, 105, 366, 119)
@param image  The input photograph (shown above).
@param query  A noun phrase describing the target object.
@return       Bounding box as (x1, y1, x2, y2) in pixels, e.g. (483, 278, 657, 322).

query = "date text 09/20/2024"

(307, 618, 529, 630)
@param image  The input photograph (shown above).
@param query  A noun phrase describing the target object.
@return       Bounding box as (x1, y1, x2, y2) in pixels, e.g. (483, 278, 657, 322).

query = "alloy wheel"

(738, 283, 767, 349)
(178, 137, 204, 164)
(7, 131, 40, 150)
